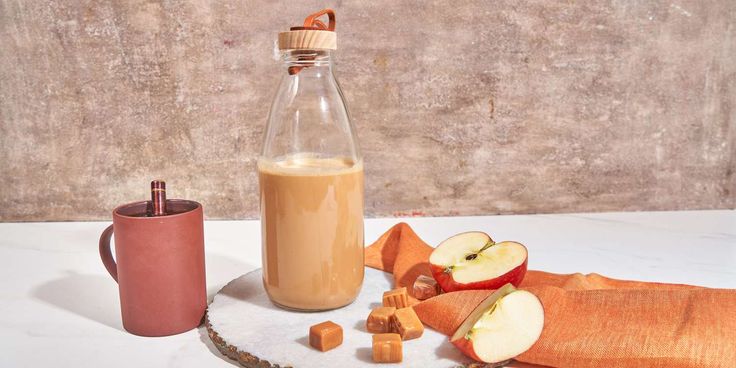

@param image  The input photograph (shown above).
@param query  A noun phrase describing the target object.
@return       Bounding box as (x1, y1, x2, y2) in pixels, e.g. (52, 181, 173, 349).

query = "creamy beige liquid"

(258, 155, 364, 310)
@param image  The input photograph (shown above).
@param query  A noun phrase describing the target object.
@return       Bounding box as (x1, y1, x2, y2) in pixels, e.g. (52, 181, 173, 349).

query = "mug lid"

(114, 199, 200, 219)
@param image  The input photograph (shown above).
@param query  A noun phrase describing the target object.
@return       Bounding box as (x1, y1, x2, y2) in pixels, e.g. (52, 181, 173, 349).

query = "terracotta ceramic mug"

(99, 199, 206, 336)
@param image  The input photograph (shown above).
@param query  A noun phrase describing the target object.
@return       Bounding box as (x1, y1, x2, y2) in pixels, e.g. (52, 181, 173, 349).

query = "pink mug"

(99, 199, 206, 336)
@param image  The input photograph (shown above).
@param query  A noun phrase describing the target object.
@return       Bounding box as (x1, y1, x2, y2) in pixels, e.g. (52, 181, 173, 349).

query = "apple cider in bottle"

(258, 9, 364, 311)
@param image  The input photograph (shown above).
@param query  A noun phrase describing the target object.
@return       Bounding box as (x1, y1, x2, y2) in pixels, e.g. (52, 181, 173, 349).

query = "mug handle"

(99, 224, 118, 282)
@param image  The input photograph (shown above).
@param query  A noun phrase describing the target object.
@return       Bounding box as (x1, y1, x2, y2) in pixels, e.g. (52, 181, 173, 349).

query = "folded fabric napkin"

(365, 223, 736, 368)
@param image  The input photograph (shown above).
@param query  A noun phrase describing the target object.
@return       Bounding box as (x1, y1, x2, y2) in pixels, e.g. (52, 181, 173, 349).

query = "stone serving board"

(205, 267, 480, 368)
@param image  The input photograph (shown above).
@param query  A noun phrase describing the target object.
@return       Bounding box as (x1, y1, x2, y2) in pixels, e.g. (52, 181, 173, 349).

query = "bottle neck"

(282, 49, 333, 75)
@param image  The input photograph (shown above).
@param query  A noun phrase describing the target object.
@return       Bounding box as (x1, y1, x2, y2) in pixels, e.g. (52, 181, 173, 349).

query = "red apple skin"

(451, 336, 483, 362)
(430, 257, 527, 293)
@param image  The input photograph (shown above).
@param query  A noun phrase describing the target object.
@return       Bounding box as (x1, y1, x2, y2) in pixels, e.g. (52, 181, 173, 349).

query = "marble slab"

(207, 268, 472, 367)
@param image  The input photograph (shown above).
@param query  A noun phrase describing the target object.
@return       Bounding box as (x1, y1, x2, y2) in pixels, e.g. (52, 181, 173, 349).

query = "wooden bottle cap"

(278, 9, 337, 50)
(278, 30, 336, 50)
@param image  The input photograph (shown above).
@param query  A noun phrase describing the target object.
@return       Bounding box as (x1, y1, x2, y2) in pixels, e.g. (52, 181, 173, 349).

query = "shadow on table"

(198, 325, 240, 367)
(31, 271, 124, 331)
(31, 253, 254, 334)
(218, 271, 264, 303)
(353, 319, 367, 333)
(434, 339, 472, 364)
(205, 254, 260, 302)
(434, 342, 549, 368)
(356, 347, 373, 363)
(295, 335, 310, 348)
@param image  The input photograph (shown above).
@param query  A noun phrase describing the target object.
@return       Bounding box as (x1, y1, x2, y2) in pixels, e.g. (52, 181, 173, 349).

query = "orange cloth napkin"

(365, 223, 736, 368)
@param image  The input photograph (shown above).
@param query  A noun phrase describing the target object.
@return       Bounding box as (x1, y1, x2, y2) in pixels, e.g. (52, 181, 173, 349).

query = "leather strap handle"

(303, 8, 335, 31)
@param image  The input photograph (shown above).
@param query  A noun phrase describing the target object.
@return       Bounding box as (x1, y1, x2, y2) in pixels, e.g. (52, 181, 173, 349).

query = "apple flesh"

(451, 284, 544, 364)
(429, 232, 528, 292)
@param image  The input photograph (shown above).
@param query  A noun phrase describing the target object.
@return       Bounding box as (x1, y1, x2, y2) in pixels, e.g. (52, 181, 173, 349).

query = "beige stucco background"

(1, 1, 734, 221)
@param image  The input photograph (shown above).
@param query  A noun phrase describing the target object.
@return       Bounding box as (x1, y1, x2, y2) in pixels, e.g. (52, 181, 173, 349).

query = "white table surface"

(1, 210, 734, 367)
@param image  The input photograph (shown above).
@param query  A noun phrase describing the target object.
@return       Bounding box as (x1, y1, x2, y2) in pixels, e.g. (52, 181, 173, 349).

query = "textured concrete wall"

(1, 1, 734, 221)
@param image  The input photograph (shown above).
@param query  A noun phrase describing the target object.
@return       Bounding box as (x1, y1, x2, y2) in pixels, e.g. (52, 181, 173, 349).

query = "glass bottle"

(258, 10, 364, 311)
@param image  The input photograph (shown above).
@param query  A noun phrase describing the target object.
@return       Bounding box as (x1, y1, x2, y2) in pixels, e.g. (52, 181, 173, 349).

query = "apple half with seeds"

(429, 232, 528, 292)
(451, 284, 544, 364)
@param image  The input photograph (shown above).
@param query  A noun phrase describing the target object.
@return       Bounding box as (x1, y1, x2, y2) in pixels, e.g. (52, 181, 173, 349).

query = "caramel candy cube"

(391, 307, 424, 340)
(372, 333, 402, 363)
(366, 306, 396, 333)
(413, 274, 441, 300)
(309, 321, 343, 352)
(382, 287, 409, 308)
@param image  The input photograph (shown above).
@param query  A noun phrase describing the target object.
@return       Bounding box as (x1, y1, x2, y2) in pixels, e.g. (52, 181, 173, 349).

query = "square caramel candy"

(372, 333, 402, 363)
(391, 307, 424, 340)
(309, 321, 343, 352)
(413, 274, 441, 300)
(366, 306, 396, 333)
(382, 287, 409, 308)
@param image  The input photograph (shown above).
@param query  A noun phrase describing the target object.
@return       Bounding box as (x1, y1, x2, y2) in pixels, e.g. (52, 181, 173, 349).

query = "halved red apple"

(429, 232, 528, 292)
(451, 284, 544, 364)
